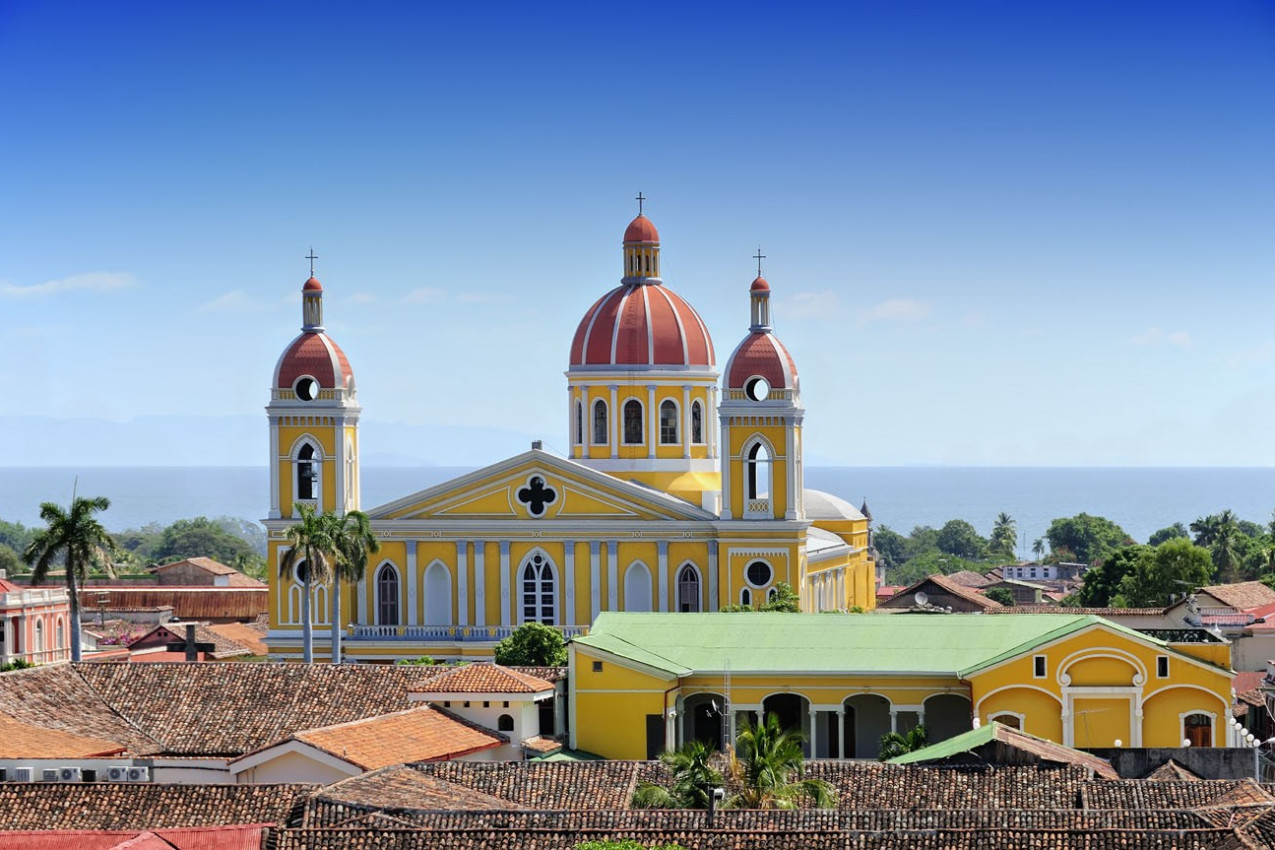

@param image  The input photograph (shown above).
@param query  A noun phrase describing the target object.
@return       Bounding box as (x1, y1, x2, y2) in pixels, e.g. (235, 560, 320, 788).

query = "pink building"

(0, 574, 72, 665)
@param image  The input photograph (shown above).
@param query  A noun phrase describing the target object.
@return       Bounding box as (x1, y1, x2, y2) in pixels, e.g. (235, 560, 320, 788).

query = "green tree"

(278, 504, 334, 664)
(1032, 538, 1046, 561)
(1076, 545, 1146, 607)
(1115, 539, 1213, 608)
(1045, 513, 1131, 565)
(395, 655, 436, 666)
(936, 520, 986, 560)
(878, 725, 928, 760)
(493, 621, 568, 666)
(0, 545, 20, 576)
(1191, 511, 1240, 582)
(322, 510, 380, 665)
(1148, 522, 1188, 547)
(989, 513, 1017, 559)
(984, 587, 1015, 607)
(631, 739, 722, 809)
(725, 712, 836, 809)
(0, 518, 36, 557)
(150, 516, 259, 566)
(22, 496, 119, 662)
(759, 582, 800, 612)
(906, 526, 941, 558)
(872, 525, 907, 570)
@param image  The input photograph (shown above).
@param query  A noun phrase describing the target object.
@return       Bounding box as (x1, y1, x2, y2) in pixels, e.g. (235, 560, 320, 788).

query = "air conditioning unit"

(125, 766, 149, 782)
(107, 766, 128, 782)
(41, 769, 58, 782)
(12, 767, 32, 783)
(58, 767, 82, 782)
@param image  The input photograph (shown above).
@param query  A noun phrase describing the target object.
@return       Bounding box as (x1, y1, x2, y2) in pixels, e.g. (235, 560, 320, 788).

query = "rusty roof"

(78, 588, 266, 621)
(1198, 581, 1275, 611)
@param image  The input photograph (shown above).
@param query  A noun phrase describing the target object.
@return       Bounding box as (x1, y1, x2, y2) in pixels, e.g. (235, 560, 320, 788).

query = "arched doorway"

(924, 693, 973, 744)
(762, 693, 810, 755)
(682, 693, 726, 750)
(844, 694, 891, 759)
(1184, 713, 1214, 748)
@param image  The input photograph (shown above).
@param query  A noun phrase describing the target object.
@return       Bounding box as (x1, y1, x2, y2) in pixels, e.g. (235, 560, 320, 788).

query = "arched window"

(592, 400, 608, 444)
(296, 442, 319, 502)
(624, 562, 653, 612)
(1184, 712, 1214, 748)
(521, 552, 557, 625)
(56, 618, 65, 651)
(574, 401, 584, 445)
(376, 564, 400, 626)
(691, 401, 704, 444)
(659, 400, 678, 444)
(498, 714, 515, 732)
(424, 562, 452, 625)
(677, 564, 700, 612)
(34, 618, 44, 655)
(739, 588, 752, 608)
(623, 399, 643, 444)
(746, 440, 772, 499)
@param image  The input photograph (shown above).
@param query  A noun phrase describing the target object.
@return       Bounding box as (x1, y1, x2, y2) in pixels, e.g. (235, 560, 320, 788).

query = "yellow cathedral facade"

(264, 210, 878, 661)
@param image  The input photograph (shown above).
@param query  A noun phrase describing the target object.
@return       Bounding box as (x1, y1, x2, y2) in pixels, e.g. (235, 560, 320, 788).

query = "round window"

(745, 376, 770, 402)
(745, 560, 772, 587)
(295, 376, 320, 401)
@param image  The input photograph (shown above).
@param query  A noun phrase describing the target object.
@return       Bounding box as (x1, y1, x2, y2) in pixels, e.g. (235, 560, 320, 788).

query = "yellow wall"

(572, 651, 673, 759)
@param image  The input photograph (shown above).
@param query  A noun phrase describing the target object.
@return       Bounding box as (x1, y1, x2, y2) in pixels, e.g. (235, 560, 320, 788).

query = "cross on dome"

(306, 247, 318, 278)
(635, 191, 645, 216)
(753, 247, 766, 277)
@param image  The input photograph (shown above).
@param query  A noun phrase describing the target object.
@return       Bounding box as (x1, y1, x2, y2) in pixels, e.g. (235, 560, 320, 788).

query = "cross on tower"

(635, 192, 645, 216)
(306, 248, 319, 277)
(754, 247, 766, 277)
(516, 475, 558, 517)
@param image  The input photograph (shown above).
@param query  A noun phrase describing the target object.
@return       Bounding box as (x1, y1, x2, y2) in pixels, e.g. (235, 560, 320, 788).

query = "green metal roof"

(887, 724, 998, 764)
(573, 612, 1122, 677)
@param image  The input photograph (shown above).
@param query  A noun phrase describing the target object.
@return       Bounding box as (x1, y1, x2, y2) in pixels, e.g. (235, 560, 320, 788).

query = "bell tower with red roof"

(266, 258, 362, 522)
(565, 200, 722, 509)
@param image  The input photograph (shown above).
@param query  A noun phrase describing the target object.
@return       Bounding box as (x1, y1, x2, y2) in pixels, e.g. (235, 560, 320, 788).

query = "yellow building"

(264, 210, 878, 661)
(568, 612, 1235, 760)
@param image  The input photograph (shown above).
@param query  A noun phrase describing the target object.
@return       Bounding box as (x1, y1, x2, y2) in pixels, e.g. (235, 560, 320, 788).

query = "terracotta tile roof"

(204, 621, 269, 656)
(1080, 778, 1275, 810)
(1199, 581, 1275, 611)
(411, 663, 555, 696)
(505, 665, 566, 683)
(945, 570, 994, 588)
(887, 574, 1004, 610)
(0, 712, 127, 759)
(287, 706, 503, 770)
(0, 784, 312, 830)
(155, 557, 238, 577)
(129, 623, 252, 659)
(987, 606, 1168, 616)
(0, 824, 269, 850)
(0, 665, 161, 756)
(1145, 760, 1204, 781)
(71, 661, 452, 756)
(521, 735, 563, 756)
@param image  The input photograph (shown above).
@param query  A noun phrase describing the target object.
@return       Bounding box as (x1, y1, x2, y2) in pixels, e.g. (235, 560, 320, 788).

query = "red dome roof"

(750, 275, 770, 292)
(274, 332, 354, 391)
(725, 332, 798, 391)
(303, 276, 323, 292)
(623, 215, 660, 244)
(570, 283, 715, 368)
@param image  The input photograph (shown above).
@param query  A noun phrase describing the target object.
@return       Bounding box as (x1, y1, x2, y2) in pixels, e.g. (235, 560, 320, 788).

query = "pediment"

(365, 450, 714, 523)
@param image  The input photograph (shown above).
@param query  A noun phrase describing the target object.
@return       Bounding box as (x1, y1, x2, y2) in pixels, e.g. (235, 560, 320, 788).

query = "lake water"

(1, 466, 1273, 554)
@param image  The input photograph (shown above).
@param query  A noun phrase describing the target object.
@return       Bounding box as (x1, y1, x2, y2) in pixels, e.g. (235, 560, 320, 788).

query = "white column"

(456, 541, 469, 627)
(709, 387, 719, 459)
(647, 384, 657, 458)
(589, 541, 601, 620)
(566, 386, 575, 458)
(269, 421, 280, 519)
(609, 385, 619, 458)
(657, 541, 669, 612)
(890, 709, 899, 733)
(405, 541, 418, 626)
(499, 541, 512, 626)
(837, 708, 846, 759)
(356, 573, 367, 627)
(784, 420, 797, 520)
(719, 416, 732, 519)
(474, 542, 486, 627)
(708, 546, 719, 611)
(682, 385, 692, 458)
(809, 709, 819, 758)
(564, 540, 576, 625)
(607, 541, 619, 610)
(335, 420, 348, 512)
(665, 709, 677, 754)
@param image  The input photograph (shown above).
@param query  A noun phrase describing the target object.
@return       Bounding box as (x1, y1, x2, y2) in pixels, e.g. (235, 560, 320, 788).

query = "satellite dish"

(915, 591, 929, 606)
(710, 699, 720, 715)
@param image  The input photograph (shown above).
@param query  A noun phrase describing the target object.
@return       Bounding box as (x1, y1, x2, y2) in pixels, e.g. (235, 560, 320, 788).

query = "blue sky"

(2, 1, 1274, 467)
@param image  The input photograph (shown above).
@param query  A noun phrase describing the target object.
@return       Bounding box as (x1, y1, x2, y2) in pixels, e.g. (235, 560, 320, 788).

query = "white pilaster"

(474, 542, 486, 627)
(719, 415, 732, 519)
(647, 384, 657, 458)
(657, 541, 669, 612)
(564, 539, 576, 625)
(405, 541, 418, 626)
(785, 422, 797, 520)
(590, 541, 601, 620)
(608, 541, 618, 610)
(609, 385, 619, 459)
(456, 541, 469, 627)
(682, 385, 692, 459)
(269, 423, 280, 519)
(708, 546, 719, 611)
(499, 541, 511, 627)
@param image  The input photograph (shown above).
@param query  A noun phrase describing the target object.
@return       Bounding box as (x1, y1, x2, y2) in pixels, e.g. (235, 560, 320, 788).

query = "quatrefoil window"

(517, 475, 557, 517)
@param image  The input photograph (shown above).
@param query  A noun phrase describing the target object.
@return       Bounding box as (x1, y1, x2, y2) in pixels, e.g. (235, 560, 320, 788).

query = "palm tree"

(725, 712, 835, 809)
(23, 496, 119, 662)
(323, 510, 379, 665)
(1192, 511, 1239, 581)
(1032, 538, 1046, 561)
(878, 724, 928, 760)
(631, 739, 722, 809)
(279, 504, 334, 664)
(990, 513, 1017, 559)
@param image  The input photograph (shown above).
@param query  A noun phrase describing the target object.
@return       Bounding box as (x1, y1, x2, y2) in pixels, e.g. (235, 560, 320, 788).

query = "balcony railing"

(743, 499, 771, 519)
(348, 623, 589, 642)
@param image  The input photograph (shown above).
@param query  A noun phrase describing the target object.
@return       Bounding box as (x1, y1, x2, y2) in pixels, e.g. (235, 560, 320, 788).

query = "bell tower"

(266, 262, 361, 521)
(719, 263, 804, 521)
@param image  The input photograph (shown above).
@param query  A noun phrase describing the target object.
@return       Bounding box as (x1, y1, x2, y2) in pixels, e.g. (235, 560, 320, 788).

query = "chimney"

(185, 624, 198, 662)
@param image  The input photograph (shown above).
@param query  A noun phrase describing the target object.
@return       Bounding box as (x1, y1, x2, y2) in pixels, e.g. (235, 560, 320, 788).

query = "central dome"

(569, 282, 715, 368)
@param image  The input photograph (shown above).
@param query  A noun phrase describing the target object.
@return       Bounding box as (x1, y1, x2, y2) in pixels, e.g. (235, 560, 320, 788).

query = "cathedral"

(264, 209, 879, 661)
